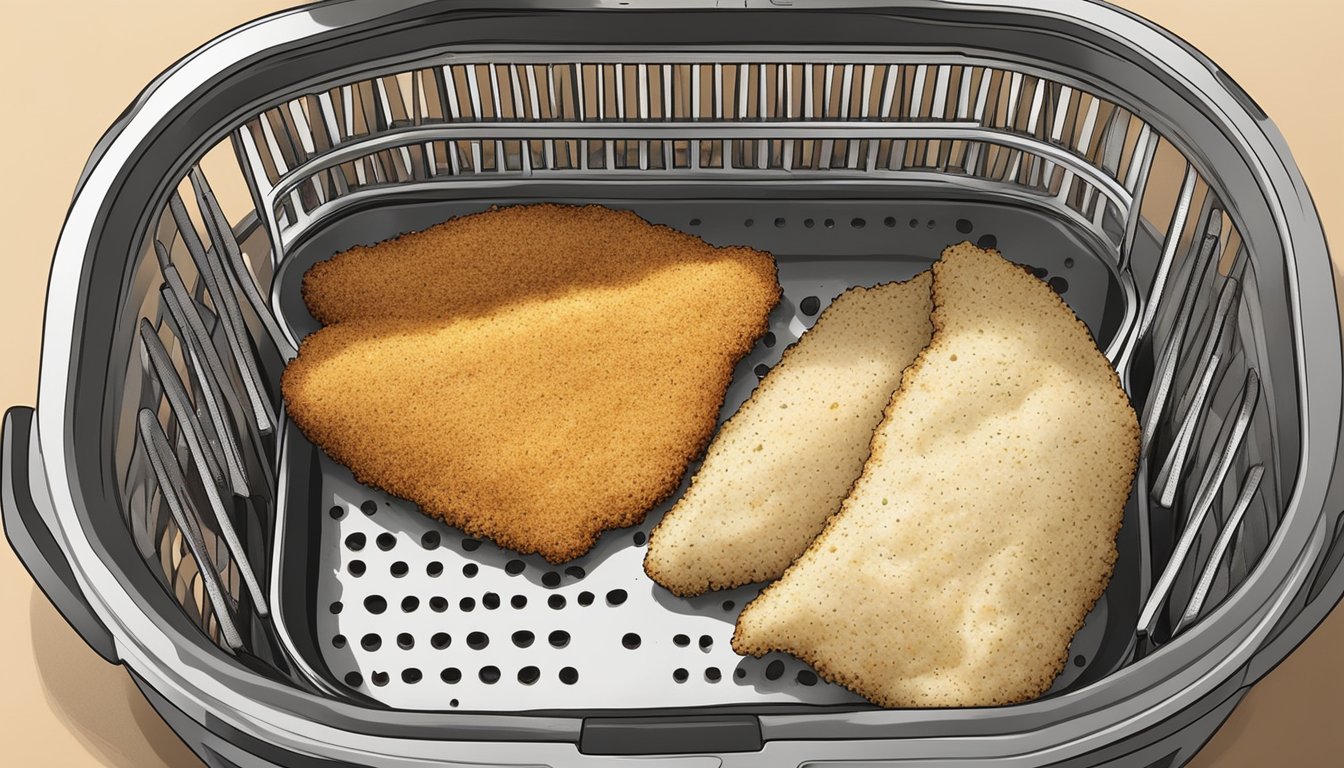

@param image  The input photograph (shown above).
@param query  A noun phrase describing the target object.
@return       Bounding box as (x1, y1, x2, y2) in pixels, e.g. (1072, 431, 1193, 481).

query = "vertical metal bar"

(1138, 164, 1199, 339)
(1121, 124, 1159, 269)
(819, 64, 836, 169)
(879, 63, 898, 119)
(139, 410, 244, 652)
(956, 66, 973, 120)
(842, 64, 860, 168)
(690, 64, 701, 170)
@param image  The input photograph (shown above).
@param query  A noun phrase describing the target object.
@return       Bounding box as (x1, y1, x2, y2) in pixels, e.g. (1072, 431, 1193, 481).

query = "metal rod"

(138, 410, 244, 652)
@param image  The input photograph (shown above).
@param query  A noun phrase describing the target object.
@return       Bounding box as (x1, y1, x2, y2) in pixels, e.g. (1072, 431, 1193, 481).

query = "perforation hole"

(390, 561, 409, 577)
(361, 634, 381, 651)
(432, 633, 451, 650)
(505, 559, 526, 575)
(699, 635, 713, 650)
(799, 296, 820, 316)
(774, 217, 786, 228)
(1064, 257, 1075, 269)
(329, 601, 343, 615)
(673, 634, 690, 647)
(479, 666, 501, 684)
(762, 332, 776, 348)
(344, 533, 366, 551)
(606, 589, 628, 606)
(632, 531, 647, 547)
(462, 563, 479, 578)
(1074, 655, 1087, 667)
(542, 571, 561, 588)
(622, 633, 641, 649)
(426, 562, 443, 577)
(344, 671, 362, 686)
(548, 595, 567, 610)
(376, 533, 397, 551)
(722, 600, 735, 611)
(364, 595, 387, 614)
(565, 566, 586, 580)
(744, 218, 754, 227)
(371, 671, 389, 686)
(332, 634, 347, 649)
(689, 218, 701, 226)
(518, 666, 541, 685)
(884, 216, 897, 227)
(400, 596, 419, 613)
(673, 668, 689, 683)
(735, 668, 747, 679)
(577, 591, 595, 606)
(482, 592, 501, 610)
(803, 218, 815, 228)
(459, 597, 476, 612)
(461, 538, 482, 552)
(360, 500, 378, 516)
(329, 505, 345, 520)
(549, 630, 571, 649)
(956, 218, 974, 234)
(397, 633, 414, 650)
(909, 218, 919, 228)
(512, 631, 535, 648)
(511, 594, 528, 609)
(977, 233, 998, 249)
(402, 668, 422, 684)
(467, 632, 490, 650)
(823, 218, 835, 228)
(797, 670, 818, 686)
(441, 667, 462, 684)
(754, 363, 770, 379)
(850, 217, 865, 229)
(559, 667, 579, 685)
(420, 531, 441, 549)
(706, 668, 722, 682)
(348, 560, 366, 576)
(765, 660, 785, 680)
(926, 219, 937, 229)
(429, 596, 448, 612)
(1049, 277, 1070, 294)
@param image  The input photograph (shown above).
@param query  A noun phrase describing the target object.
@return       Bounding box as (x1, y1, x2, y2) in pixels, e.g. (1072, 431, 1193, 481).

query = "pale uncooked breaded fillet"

(732, 242, 1139, 708)
(644, 274, 934, 596)
(282, 204, 779, 563)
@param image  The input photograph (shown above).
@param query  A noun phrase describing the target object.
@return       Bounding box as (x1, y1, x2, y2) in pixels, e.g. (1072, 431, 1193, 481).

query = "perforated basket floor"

(278, 196, 1124, 711)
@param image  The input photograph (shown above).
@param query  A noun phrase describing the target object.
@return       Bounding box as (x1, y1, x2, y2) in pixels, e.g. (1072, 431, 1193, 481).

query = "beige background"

(0, 1, 1340, 766)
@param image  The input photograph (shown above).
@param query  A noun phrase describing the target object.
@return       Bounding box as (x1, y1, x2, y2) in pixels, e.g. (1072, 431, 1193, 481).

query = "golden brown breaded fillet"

(732, 242, 1139, 708)
(644, 274, 934, 596)
(283, 204, 779, 562)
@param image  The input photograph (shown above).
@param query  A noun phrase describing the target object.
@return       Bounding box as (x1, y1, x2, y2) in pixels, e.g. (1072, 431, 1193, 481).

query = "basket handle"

(2, 406, 117, 664)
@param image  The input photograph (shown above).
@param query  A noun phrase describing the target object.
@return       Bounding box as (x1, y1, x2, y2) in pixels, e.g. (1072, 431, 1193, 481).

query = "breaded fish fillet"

(733, 243, 1139, 708)
(644, 274, 934, 596)
(283, 204, 780, 562)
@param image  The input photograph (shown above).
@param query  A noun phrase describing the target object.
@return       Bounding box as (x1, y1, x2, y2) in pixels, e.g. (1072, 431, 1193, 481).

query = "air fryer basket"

(4, 1, 1342, 766)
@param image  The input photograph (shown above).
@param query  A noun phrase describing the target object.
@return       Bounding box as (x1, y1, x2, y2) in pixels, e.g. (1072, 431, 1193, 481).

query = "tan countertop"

(1, 1, 1340, 766)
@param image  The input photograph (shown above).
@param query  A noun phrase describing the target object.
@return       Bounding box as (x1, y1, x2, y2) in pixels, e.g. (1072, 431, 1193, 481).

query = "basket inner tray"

(272, 196, 1136, 711)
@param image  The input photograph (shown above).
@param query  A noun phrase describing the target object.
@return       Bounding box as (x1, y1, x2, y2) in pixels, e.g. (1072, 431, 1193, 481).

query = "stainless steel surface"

(15, 1, 1341, 765)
